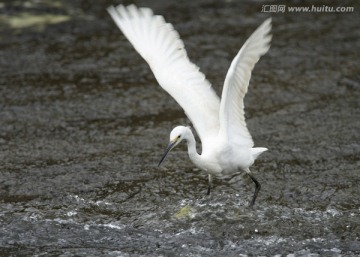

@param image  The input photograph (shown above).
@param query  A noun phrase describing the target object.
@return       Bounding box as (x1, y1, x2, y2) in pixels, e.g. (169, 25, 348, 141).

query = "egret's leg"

(207, 174, 213, 195)
(245, 168, 261, 207)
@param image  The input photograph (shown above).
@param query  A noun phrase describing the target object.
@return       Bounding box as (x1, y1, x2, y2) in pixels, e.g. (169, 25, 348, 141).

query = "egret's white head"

(158, 126, 189, 166)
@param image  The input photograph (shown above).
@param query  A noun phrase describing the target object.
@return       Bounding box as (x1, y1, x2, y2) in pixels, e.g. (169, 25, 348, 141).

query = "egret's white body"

(108, 4, 272, 206)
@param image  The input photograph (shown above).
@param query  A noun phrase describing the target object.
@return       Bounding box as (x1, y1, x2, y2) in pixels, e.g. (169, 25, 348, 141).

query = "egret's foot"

(247, 173, 261, 208)
(207, 174, 213, 195)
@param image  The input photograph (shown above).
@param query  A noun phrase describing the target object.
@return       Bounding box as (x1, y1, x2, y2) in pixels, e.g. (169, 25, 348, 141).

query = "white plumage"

(107, 4, 272, 207)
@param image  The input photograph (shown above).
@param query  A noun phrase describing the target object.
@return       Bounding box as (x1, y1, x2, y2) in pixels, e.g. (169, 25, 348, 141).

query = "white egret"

(107, 4, 271, 207)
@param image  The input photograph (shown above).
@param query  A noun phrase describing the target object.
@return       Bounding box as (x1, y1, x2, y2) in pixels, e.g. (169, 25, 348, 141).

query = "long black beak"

(158, 141, 176, 166)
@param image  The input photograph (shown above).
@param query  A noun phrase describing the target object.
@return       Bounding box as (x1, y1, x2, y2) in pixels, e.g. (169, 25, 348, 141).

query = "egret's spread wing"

(107, 5, 220, 144)
(219, 18, 272, 147)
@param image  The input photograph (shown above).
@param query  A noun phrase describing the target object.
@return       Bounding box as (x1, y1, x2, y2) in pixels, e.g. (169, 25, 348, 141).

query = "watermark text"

(261, 5, 354, 13)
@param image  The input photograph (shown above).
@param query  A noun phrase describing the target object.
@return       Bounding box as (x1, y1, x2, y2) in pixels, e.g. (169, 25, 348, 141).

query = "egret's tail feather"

(251, 147, 268, 160)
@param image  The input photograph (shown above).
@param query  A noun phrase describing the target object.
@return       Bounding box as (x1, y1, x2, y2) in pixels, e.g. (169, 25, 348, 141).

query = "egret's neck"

(185, 130, 202, 166)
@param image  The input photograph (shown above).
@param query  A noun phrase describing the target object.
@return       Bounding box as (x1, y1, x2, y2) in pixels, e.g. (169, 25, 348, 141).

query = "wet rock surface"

(0, 0, 359, 256)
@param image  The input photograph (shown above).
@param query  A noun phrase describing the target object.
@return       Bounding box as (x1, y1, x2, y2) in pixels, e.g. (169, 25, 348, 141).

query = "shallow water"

(1, 0, 360, 256)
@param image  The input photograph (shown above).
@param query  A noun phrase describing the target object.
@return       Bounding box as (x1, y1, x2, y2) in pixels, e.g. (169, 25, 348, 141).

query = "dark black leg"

(207, 174, 212, 195)
(247, 172, 261, 208)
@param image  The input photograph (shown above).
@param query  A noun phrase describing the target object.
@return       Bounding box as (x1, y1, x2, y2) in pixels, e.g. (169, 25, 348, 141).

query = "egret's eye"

(177, 135, 181, 139)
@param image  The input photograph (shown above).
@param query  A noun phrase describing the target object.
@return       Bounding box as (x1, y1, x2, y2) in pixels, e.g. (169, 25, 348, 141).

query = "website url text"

(261, 5, 354, 13)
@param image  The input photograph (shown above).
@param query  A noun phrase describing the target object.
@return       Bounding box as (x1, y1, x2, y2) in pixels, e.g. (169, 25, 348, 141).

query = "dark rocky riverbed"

(0, 0, 359, 256)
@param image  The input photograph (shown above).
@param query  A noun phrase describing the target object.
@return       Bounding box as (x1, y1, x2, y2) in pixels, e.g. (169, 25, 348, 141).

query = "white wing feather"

(107, 5, 220, 145)
(219, 18, 272, 147)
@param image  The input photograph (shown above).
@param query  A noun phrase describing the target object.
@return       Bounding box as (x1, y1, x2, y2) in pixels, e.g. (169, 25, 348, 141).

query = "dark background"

(0, 0, 359, 256)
